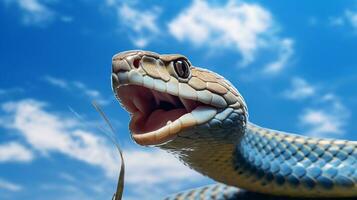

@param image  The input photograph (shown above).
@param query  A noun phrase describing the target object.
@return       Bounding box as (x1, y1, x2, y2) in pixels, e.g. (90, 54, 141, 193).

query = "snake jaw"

(113, 83, 217, 146)
(112, 52, 218, 145)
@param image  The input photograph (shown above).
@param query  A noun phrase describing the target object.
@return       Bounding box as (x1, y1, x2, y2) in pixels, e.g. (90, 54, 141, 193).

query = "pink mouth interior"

(116, 85, 204, 134)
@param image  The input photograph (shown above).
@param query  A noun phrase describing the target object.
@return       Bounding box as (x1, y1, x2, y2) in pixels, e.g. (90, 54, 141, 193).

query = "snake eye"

(174, 59, 190, 79)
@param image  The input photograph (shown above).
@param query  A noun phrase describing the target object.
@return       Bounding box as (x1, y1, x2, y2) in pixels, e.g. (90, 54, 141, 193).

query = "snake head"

(112, 50, 247, 146)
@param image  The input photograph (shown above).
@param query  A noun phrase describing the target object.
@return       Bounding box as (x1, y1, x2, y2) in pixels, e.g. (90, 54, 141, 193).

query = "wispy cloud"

(264, 39, 294, 74)
(44, 76, 68, 88)
(125, 149, 202, 185)
(329, 9, 357, 31)
(0, 87, 23, 96)
(329, 16, 345, 26)
(300, 110, 342, 137)
(0, 178, 22, 192)
(3, 0, 54, 26)
(168, 0, 293, 69)
(38, 182, 101, 200)
(283, 77, 315, 100)
(0, 142, 33, 162)
(107, 2, 161, 47)
(72, 81, 103, 100)
(283, 78, 349, 138)
(3, 0, 72, 26)
(124, 149, 204, 199)
(346, 10, 357, 29)
(44, 75, 110, 105)
(299, 95, 349, 138)
(58, 172, 76, 182)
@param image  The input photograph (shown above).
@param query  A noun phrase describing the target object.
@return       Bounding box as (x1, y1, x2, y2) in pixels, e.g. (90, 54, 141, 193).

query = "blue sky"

(1, 0, 357, 199)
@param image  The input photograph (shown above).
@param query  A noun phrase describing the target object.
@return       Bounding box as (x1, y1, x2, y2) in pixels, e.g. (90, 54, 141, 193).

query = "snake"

(111, 50, 357, 199)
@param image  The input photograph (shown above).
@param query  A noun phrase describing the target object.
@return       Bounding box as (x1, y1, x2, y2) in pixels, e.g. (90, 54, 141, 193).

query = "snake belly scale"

(111, 50, 357, 199)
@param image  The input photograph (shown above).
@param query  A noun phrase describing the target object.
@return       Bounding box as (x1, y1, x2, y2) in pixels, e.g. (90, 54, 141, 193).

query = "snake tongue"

(145, 109, 186, 132)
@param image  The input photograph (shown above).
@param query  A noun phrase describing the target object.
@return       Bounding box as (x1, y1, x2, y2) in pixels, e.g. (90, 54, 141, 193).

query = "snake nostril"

(133, 58, 141, 69)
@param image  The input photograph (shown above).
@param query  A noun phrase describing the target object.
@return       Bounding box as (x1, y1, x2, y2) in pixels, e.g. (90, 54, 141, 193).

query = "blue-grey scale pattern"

(163, 184, 357, 200)
(163, 184, 241, 200)
(233, 127, 357, 191)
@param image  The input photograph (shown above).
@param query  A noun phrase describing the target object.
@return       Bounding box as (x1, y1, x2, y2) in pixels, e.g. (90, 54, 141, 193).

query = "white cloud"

(329, 16, 345, 26)
(38, 183, 100, 200)
(44, 76, 68, 89)
(44, 76, 110, 105)
(1, 99, 119, 177)
(0, 87, 23, 96)
(0, 142, 33, 162)
(283, 78, 349, 138)
(0, 99, 205, 198)
(299, 93, 348, 138)
(72, 81, 102, 99)
(4, 0, 54, 26)
(125, 149, 202, 185)
(3, 0, 73, 26)
(300, 104, 347, 138)
(124, 149, 205, 199)
(109, 2, 161, 47)
(119, 4, 159, 35)
(283, 77, 315, 100)
(58, 172, 76, 182)
(329, 9, 357, 31)
(0, 178, 22, 192)
(345, 10, 357, 29)
(169, 0, 271, 64)
(169, 0, 290, 67)
(264, 39, 294, 74)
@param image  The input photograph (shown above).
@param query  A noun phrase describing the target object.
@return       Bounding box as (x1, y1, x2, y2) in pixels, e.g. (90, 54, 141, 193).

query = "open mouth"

(118, 84, 203, 133)
(115, 84, 218, 145)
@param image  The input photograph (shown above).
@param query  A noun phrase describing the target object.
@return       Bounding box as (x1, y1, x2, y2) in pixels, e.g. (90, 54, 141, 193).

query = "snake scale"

(111, 50, 357, 199)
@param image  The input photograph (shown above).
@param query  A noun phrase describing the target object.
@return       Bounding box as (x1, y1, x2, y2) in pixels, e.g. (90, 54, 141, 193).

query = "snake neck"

(159, 124, 262, 193)
(159, 121, 244, 185)
(161, 122, 357, 198)
(159, 105, 246, 179)
(158, 120, 255, 194)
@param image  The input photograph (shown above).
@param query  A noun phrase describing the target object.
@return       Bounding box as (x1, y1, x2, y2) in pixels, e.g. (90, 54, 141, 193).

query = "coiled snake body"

(111, 50, 357, 199)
